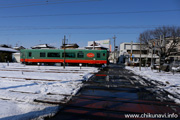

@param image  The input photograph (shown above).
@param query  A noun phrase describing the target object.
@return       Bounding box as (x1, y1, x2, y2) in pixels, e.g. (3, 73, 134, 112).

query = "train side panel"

(20, 49, 107, 65)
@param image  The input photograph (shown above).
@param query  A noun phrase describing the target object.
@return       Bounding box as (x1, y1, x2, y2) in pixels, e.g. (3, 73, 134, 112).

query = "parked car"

(169, 61, 180, 72)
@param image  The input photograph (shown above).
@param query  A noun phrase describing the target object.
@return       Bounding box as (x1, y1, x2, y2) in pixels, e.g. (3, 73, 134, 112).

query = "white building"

(87, 39, 111, 51)
(119, 42, 158, 65)
(13, 53, 20, 62)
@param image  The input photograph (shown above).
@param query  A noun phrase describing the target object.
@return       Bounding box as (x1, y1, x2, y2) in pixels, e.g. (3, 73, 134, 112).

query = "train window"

(103, 53, 105, 56)
(29, 52, 32, 57)
(77, 52, 84, 58)
(40, 52, 46, 57)
(48, 53, 60, 57)
(97, 53, 100, 58)
(62, 53, 75, 58)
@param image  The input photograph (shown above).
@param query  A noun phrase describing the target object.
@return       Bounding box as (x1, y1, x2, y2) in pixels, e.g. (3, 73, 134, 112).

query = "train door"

(28, 51, 32, 59)
(96, 52, 101, 60)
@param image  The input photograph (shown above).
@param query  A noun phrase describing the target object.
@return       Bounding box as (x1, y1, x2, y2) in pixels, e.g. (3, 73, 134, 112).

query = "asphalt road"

(46, 64, 180, 120)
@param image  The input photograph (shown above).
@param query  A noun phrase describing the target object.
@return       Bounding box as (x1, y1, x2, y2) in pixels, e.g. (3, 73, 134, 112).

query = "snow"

(172, 66, 180, 71)
(0, 63, 98, 119)
(126, 66, 180, 104)
(0, 47, 17, 53)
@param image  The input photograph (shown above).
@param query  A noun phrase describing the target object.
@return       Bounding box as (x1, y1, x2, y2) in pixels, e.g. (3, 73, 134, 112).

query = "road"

(45, 64, 180, 120)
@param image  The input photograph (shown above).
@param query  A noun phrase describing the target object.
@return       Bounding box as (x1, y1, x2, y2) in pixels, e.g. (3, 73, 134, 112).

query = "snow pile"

(126, 66, 180, 104)
(0, 63, 98, 119)
(172, 66, 180, 71)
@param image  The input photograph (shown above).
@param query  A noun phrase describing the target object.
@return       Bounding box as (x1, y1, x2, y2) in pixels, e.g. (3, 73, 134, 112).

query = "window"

(103, 53, 105, 56)
(77, 52, 84, 58)
(40, 52, 46, 57)
(97, 53, 100, 58)
(134, 58, 137, 61)
(48, 53, 60, 57)
(29, 52, 32, 57)
(62, 53, 75, 58)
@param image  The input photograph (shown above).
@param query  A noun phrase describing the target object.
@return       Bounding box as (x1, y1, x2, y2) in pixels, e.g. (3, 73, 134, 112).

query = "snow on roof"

(13, 46, 25, 49)
(85, 45, 108, 49)
(0, 47, 17, 53)
(86, 42, 108, 49)
(31, 44, 55, 49)
(65, 44, 79, 47)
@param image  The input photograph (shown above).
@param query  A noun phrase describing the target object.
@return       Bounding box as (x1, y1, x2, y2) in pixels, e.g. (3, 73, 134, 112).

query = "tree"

(138, 26, 180, 67)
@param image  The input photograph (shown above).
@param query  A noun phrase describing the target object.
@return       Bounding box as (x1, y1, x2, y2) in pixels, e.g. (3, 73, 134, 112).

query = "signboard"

(87, 53, 95, 57)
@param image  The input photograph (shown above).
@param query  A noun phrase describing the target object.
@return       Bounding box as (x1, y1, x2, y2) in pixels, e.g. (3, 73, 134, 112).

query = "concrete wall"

(13, 53, 20, 62)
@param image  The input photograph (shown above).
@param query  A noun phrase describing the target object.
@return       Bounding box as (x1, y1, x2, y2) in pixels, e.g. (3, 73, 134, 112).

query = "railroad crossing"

(46, 64, 180, 120)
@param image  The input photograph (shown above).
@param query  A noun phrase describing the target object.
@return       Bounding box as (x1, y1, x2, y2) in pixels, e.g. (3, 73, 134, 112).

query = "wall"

(13, 53, 20, 62)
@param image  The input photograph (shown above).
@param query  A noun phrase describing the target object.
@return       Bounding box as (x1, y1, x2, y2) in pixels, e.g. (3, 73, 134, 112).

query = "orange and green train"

(20, 49, 108, 65)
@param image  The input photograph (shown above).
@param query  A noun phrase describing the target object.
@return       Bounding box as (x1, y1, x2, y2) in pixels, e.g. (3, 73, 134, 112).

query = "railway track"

(0, 69, 84, 74)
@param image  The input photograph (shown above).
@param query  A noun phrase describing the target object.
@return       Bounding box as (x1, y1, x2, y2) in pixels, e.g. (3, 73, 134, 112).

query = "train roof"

(20, 49, 107, 52)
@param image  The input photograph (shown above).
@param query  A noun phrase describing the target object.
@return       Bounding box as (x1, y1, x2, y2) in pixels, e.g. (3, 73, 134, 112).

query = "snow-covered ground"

(0, 63, 98, 120)
(126, 66, 180, 104)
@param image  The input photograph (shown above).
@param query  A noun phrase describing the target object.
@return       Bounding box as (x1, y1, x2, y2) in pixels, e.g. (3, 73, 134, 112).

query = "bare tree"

(138, 30, 153, 44)
(138, 26, 180, 59)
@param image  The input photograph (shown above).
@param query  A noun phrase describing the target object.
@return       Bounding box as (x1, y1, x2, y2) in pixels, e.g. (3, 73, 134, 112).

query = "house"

(13, 46, 25, 51)
(85, 41, 108, 50)
(0, 45, 17, 62)
(87, 40, 110, 51)
(61, 43, 79, 49)
(31, 44, 56, 49)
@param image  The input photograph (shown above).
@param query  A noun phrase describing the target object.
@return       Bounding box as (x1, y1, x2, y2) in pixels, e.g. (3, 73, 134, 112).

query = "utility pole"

(151, 41, 154, 69)
(131, 41, 133, 61)
(113, 35, 116, 64)
(159, 35, 162, 72)
(62, 35, 67, 69)
(93, 41, 95, 50)
(139, 35, 142, 71)
(131, 41, 133, 54)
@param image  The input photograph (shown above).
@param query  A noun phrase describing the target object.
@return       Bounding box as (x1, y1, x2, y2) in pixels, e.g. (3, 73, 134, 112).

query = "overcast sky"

(0, 0, 179, 48)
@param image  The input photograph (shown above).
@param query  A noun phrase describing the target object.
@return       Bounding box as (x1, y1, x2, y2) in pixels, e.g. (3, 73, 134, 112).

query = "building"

(31, 44, 56, 49)
(61, 43, 79, 49)
(12, 46, 26, 63)
(85, 41, 108, 50)
(13, 46, 25, 51)
(118, 42, 158, 66)
(149, 37, 180, 63)
(87, 39, 111, 51)
(0, 45, 17, 62)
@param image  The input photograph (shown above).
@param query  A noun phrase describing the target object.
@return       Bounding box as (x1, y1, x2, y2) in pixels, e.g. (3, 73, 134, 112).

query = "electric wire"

(0, 0, 102, 9)
(0, 32, 139, 36)
(0, 9, 179, 18)
(0, 25, 160, 31)
(0, 0, 64, 6)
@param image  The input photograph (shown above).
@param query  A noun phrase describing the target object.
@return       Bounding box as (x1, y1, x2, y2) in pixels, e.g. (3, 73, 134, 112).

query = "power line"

(0, 0, 103, 9)
(0, 32, 139, 36)
(0, 9, 179, 18)
(0, 26, 157, 31)
(0, 0, 63, 6)
(0, 25, 161, 31)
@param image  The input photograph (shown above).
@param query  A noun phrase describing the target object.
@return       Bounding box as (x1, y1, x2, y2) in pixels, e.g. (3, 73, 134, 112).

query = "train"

(20, 49, 108, 66)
